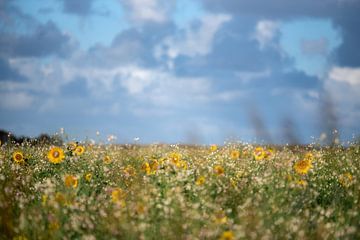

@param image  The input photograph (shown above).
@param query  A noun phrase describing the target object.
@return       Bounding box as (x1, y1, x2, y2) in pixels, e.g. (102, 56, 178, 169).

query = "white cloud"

(119, 66, 211, 106)
(154, 13, 231, 67)
(122, 0, 175, 24)
(0, 91, 34, 110)
(5, 49, 245, 115)
(8, 57, 70, 94)
(235, 69, 271, 82)
(324, 66, 360, 127)
(328, 66, 360, 86)
(253, 20, 279, 49)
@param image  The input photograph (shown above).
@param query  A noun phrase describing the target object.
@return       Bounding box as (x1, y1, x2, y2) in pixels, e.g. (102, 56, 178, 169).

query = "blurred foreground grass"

(1, 140, 359, 239)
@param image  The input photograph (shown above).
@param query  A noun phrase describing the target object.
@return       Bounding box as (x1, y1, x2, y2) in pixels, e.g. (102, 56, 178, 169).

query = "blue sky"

(0, 0, 359, 144)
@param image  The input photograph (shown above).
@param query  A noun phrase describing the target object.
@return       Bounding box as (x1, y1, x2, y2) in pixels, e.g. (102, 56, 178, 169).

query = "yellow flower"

(196, 176, 206, 186)
(214, 211, 227, 224)
(64, 175, 78, 188)
(150, 159, 159, 172)
(158, 157, 166, 166)
(42, 194, 48, 206)
(47, 147, 65, 164)
(104, 155, 112, 164)
(230, 178, 237, 188)
(230, 150, 240, 160)
(55, 192, 66, 204)
(220, 231, 234, 240)
(111, 188, 126, 204)
(85, 173, 92, 182)
(67, 142, 77, 151)
(169, 152, 181, 166)
(210, 144, 218, 152)
(74, 145, 85, 156)
(49, 220, 60, 231)
(304, 152, 314, 161)
(12, 150, 25, 164)
(178, 160, 188, 170)
(339, 172, 353, 187)
(214, 165, 224, 176)
(264, 148, 275, 159)
(142, 162, 151, 175)
(135, 203, 146, 215)
(124, 165, 136, 176)
(286, 174, 293, 182)
(253, 147, 266, 161)
(294, 159, 312, 175)
(296, 179, 308, 187)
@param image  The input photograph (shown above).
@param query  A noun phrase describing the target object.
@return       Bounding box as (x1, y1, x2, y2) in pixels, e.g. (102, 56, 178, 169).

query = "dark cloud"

(229, 70, 321, 97)
(334, 9, 360, 66)
(201, 0, 352, 19)
(61, 0, 95, 16)
(268, 70, 321, 90)
(61, 77, 89, 97)
(0, 1, 77, 59)
(173, 15, 288, 81)
(0, 21, 77, 58)
(0, 57, 26, 81)
(75, 23, 175, 69)
(201, 0, 360, 67)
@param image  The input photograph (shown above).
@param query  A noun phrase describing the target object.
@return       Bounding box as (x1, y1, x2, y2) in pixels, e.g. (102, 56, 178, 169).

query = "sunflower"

(196, 176, 206, 186)
(303, 152, 314, 161)
(67, 142, 77, 152)
(111, 188, 126, 206)
(41, 194, 48, 206)
(73, 145, 85, 156)
(150, 159, 159, 172)
(220, 231, 234, 240)
(178, 160, 188, 170)
(214, 165, 225, 176)
(214, 210, 228, 224)
(294, 159, 312, 175)
(124, 165, 136, 176)
(264, 148, 275, 159)
(339, 172, 353, 187)
(64, 175, 78, 188)
(55, 192, 66, 204)
(296, 179, 308, 187)
(49, 220, 60, 231)
(85, 173, 92, 182)
(210, 144, 218, 152)
(169, 152, 181, 166)
(253, 147, 266, 161)
(135, 203, 146, 215)
(12, 150, 25, 164)
(104, 155, 112, 164)
(47, 147, 65, 164)
(142, 162, 151, 175)
(230, 150, 240, 160)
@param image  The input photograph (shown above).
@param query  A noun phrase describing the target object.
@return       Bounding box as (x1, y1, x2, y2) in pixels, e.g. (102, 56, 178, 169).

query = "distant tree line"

(0, 129, 63, 146)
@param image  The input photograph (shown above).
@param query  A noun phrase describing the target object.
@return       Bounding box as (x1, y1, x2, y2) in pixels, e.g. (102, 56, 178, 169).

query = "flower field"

(1, 140, 360, 239)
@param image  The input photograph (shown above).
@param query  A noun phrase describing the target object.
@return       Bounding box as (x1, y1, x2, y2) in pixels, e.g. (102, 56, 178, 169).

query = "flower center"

(15, 154, 22, 160)
(53, 151, 59, 158)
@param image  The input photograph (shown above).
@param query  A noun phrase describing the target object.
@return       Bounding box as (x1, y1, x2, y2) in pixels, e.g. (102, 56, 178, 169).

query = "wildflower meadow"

(1, 137, 359, 240)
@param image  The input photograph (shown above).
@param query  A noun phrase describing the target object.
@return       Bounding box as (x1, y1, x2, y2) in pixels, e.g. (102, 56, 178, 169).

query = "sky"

(0, 0, 359, 144)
